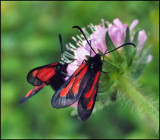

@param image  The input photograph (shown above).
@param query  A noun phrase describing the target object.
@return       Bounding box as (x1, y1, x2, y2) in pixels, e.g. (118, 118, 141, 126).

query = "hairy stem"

(117, 76, 159, 125)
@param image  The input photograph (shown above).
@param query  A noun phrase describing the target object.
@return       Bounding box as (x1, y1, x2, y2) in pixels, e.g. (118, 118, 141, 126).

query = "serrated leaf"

(105, 32, 122, 64)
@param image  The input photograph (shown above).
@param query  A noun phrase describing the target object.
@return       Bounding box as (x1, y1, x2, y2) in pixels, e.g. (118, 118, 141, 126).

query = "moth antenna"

(90, 40, 91, 56)
(72, 26, 96, 55)
(103, 42, 136, 56)
(59, 34, 64, 56)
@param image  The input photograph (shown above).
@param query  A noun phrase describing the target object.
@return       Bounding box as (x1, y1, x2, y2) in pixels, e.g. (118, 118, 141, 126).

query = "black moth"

(51, 26, 136, 121)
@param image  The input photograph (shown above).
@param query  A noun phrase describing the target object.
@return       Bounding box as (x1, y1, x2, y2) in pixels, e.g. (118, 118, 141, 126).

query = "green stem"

(117, 76, 159, 125)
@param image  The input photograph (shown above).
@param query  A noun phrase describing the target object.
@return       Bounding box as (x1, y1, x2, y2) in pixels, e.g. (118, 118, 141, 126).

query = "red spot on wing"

(60, 77, 76, 97)
(25, 83, 46, 98)
(87, 88, 97, 110)
(84, 71, 100, 99)
(32, 70, 38, 77)
(37, 68, 55, 82)
(73, 62, 86, 76)
(34, 86, 39, 90)
(72, 66, 88, 94)
(25, 89, 33, 97)
(50, 63, 58, 66)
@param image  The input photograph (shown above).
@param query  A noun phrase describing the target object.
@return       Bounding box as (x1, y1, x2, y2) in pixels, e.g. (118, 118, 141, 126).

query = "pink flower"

(137, 30, 147, 52)
(61, 19, 152, 86)
(71, 101, 78, 108)
(129, 19, 139, 34)
(90, 25, 107, 53)
(66, 61, 79, 77)
(135, 30, 152, 63)
(147, 54, 152, 63)
(129, 19, 139, 42)
(108, 18, 127, 47)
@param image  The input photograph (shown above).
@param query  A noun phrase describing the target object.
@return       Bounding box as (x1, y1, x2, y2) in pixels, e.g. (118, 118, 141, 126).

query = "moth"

(51, 26, 136, 121)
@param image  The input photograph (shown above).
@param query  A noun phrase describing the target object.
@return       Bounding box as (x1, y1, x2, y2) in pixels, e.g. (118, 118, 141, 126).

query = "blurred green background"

(1, 1, 159, 139)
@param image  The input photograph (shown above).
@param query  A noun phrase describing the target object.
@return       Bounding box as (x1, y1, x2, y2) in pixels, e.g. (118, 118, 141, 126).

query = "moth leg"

(101, 71, 109, 74)
(60, 71, 70, 77)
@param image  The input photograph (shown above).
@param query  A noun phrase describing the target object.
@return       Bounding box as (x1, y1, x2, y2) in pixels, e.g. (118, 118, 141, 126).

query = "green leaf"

(98, 73, 113, 94)
(123, 27, 136, 67)
(99, 59, 120, 94)
(102, 58, 119, 72)
(125, 27, 130, 42)
(105, 32, 122, 64)
(133, 30, 139, 46)
(131, 30, 139, 58)
(97, 49, 103, 55)
(86, 55, 90, 60)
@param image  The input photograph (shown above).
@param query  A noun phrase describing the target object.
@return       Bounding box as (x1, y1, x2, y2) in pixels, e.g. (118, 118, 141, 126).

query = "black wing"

(51, 62, 92, 108)
(78, 71, 101, 121)
(19, 83, 45, 104)
(27, 63, 58, 86)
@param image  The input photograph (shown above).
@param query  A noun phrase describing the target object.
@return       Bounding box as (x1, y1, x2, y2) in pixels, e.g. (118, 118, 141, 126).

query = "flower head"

(62, 18, 151, 76)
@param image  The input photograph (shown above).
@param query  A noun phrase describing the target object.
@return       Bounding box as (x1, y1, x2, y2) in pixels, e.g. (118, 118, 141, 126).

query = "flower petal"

(108, 18, 127, 47)
(147, 54, 152, 63)
(137, 30, 147, 52)
(129, 19, 139, 34)
(66, 61, 79, 76)
(91, 26, 107, 53)
(113, 18, 127, 33)
(71, 101, 78, 108)
(74, 46, 90, 64)
(108, 25, 124, 47)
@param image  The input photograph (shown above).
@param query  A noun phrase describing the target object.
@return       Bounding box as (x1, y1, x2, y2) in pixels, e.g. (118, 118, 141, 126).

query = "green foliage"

(131, 46, 152, 79)
(123, 27, 136, 66)
(105, 32, 122, 64)
(1, 1, 159, 139)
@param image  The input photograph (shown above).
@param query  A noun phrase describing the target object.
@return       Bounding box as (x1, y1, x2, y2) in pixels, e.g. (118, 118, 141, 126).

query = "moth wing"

(51, 63, 92, 108)
(19, 83, 45, 104)
(78, 71, 101, 121)
(49, 63, 68, 91)
(27, 63, 58, 86)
